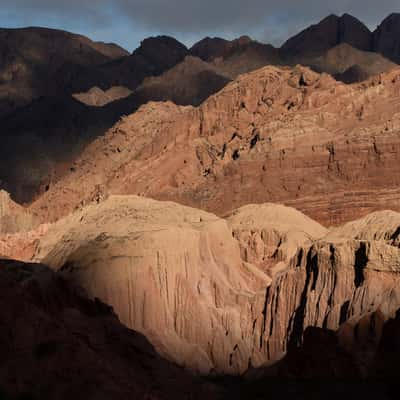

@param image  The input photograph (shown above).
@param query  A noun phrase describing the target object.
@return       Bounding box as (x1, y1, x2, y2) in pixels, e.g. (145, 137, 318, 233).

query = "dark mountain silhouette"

(0, 27, 128, 116)
(281, 14, 372, 56)
(373, 13, 400, 63)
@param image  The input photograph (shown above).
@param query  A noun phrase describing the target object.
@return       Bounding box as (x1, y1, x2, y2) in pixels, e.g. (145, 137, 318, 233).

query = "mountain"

(70, 35, 189, 93)
(281, 14, 372, 56)
(373, 13, 400, 63)
(0, 27, 128, 117)
(0, 14, 399, 213)
(1, 15, 398, 207)
(306, 43, 396, 82)
(0, 36, 192, 203)
(135, 56, 231, 106)
(0, 56, 231, 204)
(280, 12, 400, 66)
(188, 25, 395, 83)
(190, 36, 282, 78)
(27, 65, 400, 227)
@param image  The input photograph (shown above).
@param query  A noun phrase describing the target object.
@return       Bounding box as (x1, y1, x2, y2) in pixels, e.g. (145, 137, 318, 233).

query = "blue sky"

(1, 1, 399, 52)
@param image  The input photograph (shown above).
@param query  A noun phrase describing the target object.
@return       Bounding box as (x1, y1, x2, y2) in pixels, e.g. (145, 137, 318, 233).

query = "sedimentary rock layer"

(30, 65, 400, 227)
(34, 196, 400, 375)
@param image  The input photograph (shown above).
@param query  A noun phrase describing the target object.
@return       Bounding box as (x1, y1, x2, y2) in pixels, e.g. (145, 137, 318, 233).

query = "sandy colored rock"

(0, 190, 36, 233)
(72, 86, 133, 107)
(35, 195, 272, 374)
(33, 195, 400, 375)
(227, 203, 327, 274)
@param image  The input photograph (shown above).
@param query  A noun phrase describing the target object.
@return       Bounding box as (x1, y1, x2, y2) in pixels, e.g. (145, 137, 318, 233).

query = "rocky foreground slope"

(0, 259, 219, 400)
(30, 64, 400, 227)
(29, 195, 400, 377)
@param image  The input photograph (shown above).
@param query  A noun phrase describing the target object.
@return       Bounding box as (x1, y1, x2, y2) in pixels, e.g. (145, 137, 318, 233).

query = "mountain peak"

(373, 13, 400, 63)
(282, 13, 371, 55)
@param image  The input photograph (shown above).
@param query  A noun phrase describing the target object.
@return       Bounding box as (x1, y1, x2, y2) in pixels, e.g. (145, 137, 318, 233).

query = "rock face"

(33, 195, 400, 376)
(30, 65, 400, 227)
(0, 190, 36, 234)
(0, 259, 219, 400)
(227, 203, 327, 273)
(34, 196, 273, 374)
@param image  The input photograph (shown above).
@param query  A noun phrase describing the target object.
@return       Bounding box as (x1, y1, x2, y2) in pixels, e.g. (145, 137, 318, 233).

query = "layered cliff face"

(34, 196, 272, 374)
(33, 195, 400, 376)
(0, 259, 219, 400)
(30, 65, 400, 227)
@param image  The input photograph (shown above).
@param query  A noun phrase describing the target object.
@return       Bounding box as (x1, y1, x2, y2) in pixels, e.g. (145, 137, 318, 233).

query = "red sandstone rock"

(29, 65, 400, 227)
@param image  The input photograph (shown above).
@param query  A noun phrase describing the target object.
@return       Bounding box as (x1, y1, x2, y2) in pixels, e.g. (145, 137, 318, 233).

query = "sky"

(1, 0, 399, 52)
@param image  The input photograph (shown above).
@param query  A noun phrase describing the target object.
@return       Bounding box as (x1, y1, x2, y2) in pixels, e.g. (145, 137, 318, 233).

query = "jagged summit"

(281, 13, 372, 55)
(373, 13, 400, 63)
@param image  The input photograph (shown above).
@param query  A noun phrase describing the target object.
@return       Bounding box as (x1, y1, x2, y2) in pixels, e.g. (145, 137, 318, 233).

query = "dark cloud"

(1, 0, 400, 49)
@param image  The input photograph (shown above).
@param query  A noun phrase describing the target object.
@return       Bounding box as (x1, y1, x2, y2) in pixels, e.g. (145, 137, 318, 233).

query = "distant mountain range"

(0, 13, 399, 203)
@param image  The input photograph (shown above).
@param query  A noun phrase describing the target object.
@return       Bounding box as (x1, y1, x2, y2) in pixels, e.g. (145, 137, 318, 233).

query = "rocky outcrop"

(0, 190, 36, 234)
(227, 203, 327, 274)
(0, 259, 219, 400)
(34, 196, 272, 375)
(33, 196, 400, 376)
(30, 65, 400, 227)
